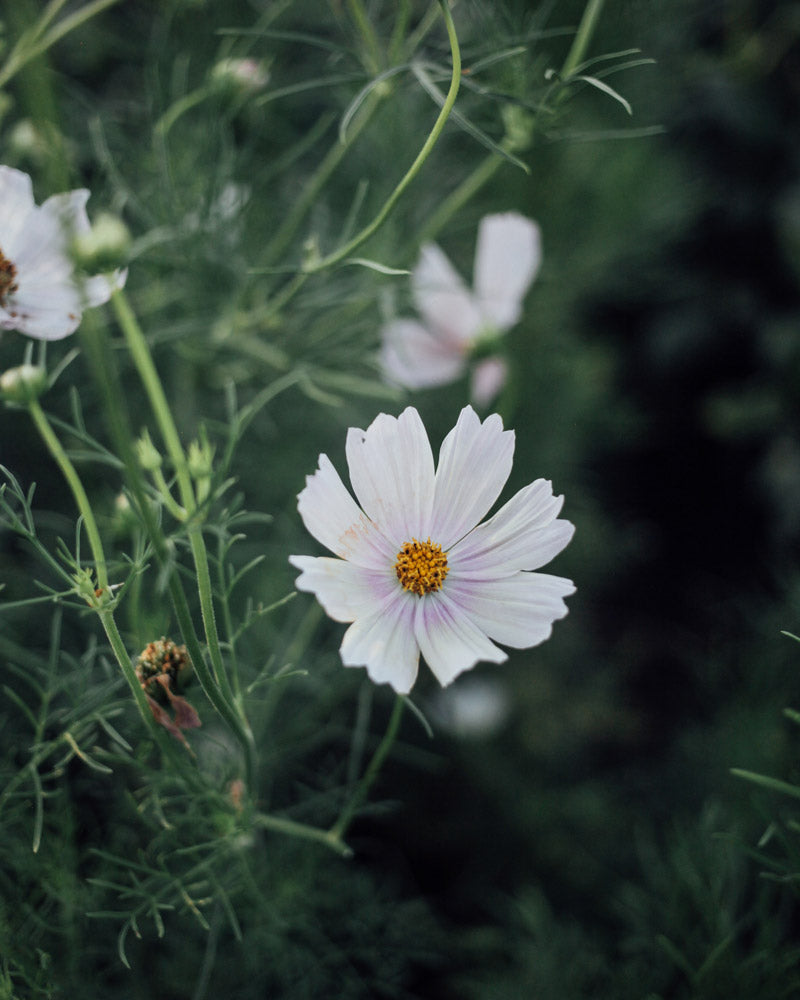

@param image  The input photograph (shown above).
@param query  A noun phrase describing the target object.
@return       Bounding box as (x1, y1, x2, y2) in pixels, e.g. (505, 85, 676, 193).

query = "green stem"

(110, 290, 195, 512)
(328, 695, 405, 843)
(0, 0, 122, 89)
(24, 396, 179, 748)
(109, 289, 256, 784)
(347, 0, 381, 74)
(26, 397, 108, 591)
(412, 0, 609, 247)
(560, 0, 607, 81)
(97, 607, 173, 739)
(254, 813, 353, 858)
(305, 0, 461, 274)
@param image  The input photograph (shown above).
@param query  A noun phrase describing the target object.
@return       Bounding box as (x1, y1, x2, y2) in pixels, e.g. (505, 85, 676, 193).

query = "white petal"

(340, 593, 420, 693)
(470, 356, 508, 407)
(444, 572, 574, 648)
(430, 406, 514, 549)
(0, 166, 35, 252)
(82, 268, 127, 308)
(380, 318, 466, 389)
(449, 479, 574, 576)
(41, 189, 92, 240)
(345, 407, 435, 546)
(4, 280, 84, 340)
(414, 590, 506, 687)
(473, 213, 541, 331)
(289, 555, 395, 622)
(412, 242, 483, 345)
(296, 454, 394, 568)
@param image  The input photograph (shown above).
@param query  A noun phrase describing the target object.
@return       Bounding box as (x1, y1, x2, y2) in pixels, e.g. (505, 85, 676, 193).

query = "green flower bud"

(135, 428, 163, 472)
(0, 364, 47, 404)
(72, 212, 131, 273)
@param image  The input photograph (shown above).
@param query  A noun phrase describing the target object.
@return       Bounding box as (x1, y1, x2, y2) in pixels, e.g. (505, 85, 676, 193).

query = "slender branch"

(560, 0, 607, 81)
(304, 0, 462, 275)
(328, 695, 405, 843)
(26, 398, 109, 592)
(254, 813, 353, 858)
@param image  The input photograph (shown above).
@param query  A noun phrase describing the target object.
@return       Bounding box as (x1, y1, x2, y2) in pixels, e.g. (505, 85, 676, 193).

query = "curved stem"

(412, 0, 610, 248)
(328, 694, 405, 844)
(304, 0, 461, 274)
(26, 397, 109, 592)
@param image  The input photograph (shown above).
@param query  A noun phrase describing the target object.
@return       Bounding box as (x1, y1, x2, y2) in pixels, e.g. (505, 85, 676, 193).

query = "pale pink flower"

(380, 213, 541, 404)
(0, 165, 126, 341)
(290, 405, 574, 694)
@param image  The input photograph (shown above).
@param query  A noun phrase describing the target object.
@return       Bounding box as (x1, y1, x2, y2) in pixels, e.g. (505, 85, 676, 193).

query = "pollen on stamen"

(0, 248, 19, 306)
(395, 537, 449, 596)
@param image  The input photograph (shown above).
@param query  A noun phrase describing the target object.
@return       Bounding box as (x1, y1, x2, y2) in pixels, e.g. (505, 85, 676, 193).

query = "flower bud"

(0, 364, 47, 404)
(7, 119, 50, 165)
(72, 211, 131, 273)
(210, 57, 269, 95)
(188, 427, 215, 501)
(135, 429, 163, 472)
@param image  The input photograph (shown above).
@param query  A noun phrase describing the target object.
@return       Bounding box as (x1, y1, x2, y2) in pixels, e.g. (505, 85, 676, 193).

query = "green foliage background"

(2, 0, 800, 997)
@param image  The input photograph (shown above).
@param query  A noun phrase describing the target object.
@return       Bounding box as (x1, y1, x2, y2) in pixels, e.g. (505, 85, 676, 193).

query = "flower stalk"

(328, 694, 405, 844)
(109, 288, 256, 784)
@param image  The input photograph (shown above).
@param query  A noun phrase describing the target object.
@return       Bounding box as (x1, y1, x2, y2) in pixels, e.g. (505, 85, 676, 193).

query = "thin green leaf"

(412, 62, 530, 173)
(731, 768, 800, 802)
(339, 64, 408, 142)
(30, 764, 44, 854)
(342, 257, 410, 276)
(573, 74, 632, 114)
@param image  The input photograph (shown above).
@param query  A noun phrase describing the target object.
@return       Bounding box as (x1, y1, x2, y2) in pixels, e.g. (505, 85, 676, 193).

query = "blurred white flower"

(428, 675, 511, 740)
(0, 165, 126, 341)
(290, 405, 574, 694)
(380, 213, 541, 404)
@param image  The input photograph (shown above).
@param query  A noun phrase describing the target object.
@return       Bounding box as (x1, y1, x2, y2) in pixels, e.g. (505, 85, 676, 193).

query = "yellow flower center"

(394, 537, 449, 596)
(0, 248, 18, 306)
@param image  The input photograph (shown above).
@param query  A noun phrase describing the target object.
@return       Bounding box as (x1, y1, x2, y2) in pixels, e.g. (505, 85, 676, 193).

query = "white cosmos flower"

(0, 165, 126, 341)
(380, 213, 541, 406)
(290, 405, 575, 694)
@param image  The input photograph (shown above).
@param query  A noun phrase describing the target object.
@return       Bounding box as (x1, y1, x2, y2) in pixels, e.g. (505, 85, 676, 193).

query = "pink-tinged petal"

(346, 407, 435, 546)
(449, 479, 574, 576)
(380, 318, 466, 389)
(289, 555, 396, 622)
(473, 213, 541, 330)
(340, 592, 420, 693)
(430, 406, 514, 549)
(444, 572, 574, 649)
(296, 454, 394, 568)
(414, 591, 506, 687)
(412, 242, 483, 346)
(0, 166, 35, 251)
(470, 356, 508, 407)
